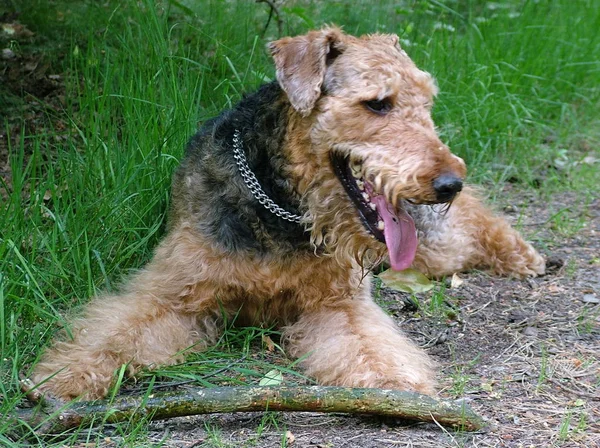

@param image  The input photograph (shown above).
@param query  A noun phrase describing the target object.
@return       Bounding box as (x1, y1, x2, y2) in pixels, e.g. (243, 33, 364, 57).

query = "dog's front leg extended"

(283, 282, 436, 394)
(412, 188, 545, 278)
(31, 226, 221, 401)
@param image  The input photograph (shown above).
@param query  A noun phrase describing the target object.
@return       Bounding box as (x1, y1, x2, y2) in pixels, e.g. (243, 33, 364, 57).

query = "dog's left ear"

(268, 27, 344, 117)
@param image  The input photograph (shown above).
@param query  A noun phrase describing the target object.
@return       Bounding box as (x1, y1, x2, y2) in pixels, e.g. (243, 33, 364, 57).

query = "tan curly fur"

(31, 27, 545, 401)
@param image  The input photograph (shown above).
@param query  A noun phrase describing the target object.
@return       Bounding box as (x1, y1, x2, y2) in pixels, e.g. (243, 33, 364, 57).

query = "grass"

(537, 344, 550, 392)
(1, 0, 599, 446)
(577, 305, 600, 335)
(557, 408, 588, 444)
(548, 207, 589, 238)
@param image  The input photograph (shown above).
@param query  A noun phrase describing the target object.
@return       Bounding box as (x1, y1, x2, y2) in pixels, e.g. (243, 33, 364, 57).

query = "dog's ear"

(268, 27, 344, 117)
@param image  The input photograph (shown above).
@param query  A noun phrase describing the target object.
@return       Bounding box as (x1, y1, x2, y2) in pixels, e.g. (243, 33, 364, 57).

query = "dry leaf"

(450, 273, 464, 289)
(378, 268, 434, 294)
(285, 430, 295, 444)
(262, 334, 275, 352)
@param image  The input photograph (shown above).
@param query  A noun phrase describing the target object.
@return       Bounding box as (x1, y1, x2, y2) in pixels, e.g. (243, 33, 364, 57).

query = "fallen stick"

(12, 384, 485, 436)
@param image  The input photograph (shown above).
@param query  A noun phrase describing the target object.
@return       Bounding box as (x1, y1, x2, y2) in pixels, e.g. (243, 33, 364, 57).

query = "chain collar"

(232, 130, 303, 224)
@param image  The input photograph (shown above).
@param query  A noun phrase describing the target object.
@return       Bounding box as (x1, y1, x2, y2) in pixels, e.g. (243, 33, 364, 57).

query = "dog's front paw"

(21, 377, 67, 407)
(488, 237, 546, 279)
(380, 373, 436, 396)
(30, 361, 115, 401)
(511, 244, 546, 278)
(526, 250, 546, 277)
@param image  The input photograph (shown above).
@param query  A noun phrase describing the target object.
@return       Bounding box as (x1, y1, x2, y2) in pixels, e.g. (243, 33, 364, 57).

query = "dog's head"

(269, 28, 466, 270)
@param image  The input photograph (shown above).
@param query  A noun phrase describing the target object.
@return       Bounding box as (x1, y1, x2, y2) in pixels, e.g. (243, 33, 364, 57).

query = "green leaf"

(377, 268, 434, 294)
(259, 369, 283, 386)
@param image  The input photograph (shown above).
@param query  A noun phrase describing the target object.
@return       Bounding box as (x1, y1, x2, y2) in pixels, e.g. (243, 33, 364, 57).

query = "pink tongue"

(372, 195, 417, 271)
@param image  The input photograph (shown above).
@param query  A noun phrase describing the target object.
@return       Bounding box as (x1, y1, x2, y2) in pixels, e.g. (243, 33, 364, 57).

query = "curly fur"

(31, 27, 545, 401)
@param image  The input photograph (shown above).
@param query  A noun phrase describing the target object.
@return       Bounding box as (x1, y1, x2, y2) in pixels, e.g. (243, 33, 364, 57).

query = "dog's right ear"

(268, 27, 345, 117)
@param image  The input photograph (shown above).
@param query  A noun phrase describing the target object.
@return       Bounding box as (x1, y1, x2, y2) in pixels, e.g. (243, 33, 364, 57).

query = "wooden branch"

(11, 385, 485, 437)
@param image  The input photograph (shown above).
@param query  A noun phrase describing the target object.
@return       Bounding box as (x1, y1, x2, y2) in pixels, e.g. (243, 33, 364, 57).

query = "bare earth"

(143, 190, 599, 448)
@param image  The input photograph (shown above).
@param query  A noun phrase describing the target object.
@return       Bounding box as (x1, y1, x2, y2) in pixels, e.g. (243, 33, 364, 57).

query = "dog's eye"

(364, 99, 392, 115)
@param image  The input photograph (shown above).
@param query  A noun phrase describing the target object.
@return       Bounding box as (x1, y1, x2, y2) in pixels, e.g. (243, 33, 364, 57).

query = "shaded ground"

(0, 18, 68, 199)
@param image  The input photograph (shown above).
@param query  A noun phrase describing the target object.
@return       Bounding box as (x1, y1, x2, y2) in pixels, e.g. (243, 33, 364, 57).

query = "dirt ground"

(141, 190, 599, 448)
(3, 18, 598, 448)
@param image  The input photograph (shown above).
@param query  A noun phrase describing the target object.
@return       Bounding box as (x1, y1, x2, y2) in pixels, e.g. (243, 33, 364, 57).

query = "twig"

(546, 377, 600, 400)
(11, 385, 485, 437)
(257, 0, 283, 36)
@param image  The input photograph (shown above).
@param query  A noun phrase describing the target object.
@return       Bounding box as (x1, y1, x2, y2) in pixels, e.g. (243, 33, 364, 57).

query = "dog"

(30, 27, 545, 401)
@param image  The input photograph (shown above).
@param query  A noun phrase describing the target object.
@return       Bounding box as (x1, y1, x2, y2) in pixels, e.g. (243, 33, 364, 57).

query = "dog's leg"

(31, 228, 221, 400)
(411, 187, 545, 278)
(283, 284, 436, 394)
(31, 293, 209, 400)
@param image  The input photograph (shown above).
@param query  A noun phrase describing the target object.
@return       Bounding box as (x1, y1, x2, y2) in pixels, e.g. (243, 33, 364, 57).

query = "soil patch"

(140, 190, 599, 448)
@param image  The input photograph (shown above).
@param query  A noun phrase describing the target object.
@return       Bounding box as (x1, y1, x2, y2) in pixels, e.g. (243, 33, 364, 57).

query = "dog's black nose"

(433, 173, 463, 202)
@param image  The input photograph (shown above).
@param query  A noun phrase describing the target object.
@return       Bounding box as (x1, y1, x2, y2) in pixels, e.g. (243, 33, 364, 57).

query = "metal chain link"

(232, 130, 303, 224)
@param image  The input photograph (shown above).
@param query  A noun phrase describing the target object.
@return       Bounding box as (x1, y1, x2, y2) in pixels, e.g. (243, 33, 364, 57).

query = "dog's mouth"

(331, 153, 417, 271)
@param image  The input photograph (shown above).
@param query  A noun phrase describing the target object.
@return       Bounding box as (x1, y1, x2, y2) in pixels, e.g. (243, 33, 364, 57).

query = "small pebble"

(522, 326, 538, 337)
(582, 294, 599, 304)
(2, 48, 15, 59)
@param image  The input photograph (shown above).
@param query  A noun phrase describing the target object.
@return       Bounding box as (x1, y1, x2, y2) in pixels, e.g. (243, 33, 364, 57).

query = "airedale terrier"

(30, 27, 545, 401)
